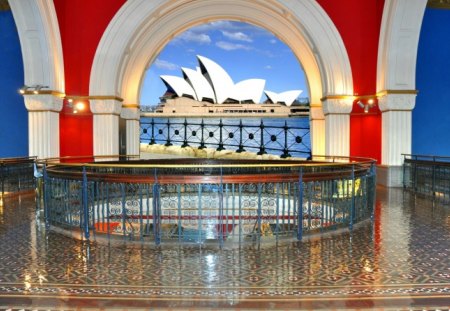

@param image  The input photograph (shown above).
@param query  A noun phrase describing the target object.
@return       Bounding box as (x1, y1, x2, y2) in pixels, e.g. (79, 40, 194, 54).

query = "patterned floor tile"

(0, 188, 449, 310)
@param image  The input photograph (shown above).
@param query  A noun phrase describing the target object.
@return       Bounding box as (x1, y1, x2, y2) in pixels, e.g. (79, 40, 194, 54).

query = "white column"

(24, 94, 63, 159)
(90, 99, 122, 158)
(378, 93, 416, 186)
(121, 106, 140, 156)
(309, 105, 325, 157)
(322, 98, 353, 157)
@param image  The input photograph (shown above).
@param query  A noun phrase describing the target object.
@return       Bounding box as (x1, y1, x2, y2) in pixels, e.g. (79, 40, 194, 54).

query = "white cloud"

(154, 59, 178, 71)
(270, 39, 277, 44)
(265, 65, 272, 70)
(216, 41, 252, 51)
(174, 30, 211, 44)
(222, 31, 253, 42)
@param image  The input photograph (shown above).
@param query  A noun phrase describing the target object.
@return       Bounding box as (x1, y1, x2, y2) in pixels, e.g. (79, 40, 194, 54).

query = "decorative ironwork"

(0, 157, 36, 198)
(403, 154, 450, 203)
(41, 157, 376, 247)
(140, 118, 311, 158)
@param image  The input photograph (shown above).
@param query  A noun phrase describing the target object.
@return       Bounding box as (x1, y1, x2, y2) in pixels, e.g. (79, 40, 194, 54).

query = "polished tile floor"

(0, 187, 449, 310)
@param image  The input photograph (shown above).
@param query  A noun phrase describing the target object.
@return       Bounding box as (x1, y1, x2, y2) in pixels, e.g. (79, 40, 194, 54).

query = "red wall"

(54, 0, 125, 157)
(317, 0, 384, 162)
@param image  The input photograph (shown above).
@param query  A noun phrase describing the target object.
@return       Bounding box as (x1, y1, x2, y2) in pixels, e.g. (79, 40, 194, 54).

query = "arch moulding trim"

(90, 0, 353, 109)
(9, 0, 65, 92)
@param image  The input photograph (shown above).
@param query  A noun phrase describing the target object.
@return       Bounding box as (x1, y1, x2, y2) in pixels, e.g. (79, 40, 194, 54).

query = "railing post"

(82, 166, 90, 240)
(236, 120, 245, 153)
(199, 119, 206, 149)
(218, 166, 224, 247)
(182, 118, 189, 148)
(43, 164, 49, 229)
(281, 121, 291, 158)
(402, 154, 406, 189)
(297, 167, 303, 241)
(149, 118, 156, 145)
(0, 162, 4, 205)
(165, 119, 173, 146)
(257, 182, 262, 243)
(350, 165, 355, 231)
(217, 119, 225, 151)
(257, 120, 266, 155)
(432, 156, 436, 198)
(152, 169, 161, 245)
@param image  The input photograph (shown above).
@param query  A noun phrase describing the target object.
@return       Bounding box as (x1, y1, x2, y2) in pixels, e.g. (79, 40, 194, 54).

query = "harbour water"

(140, 117, 311, 158)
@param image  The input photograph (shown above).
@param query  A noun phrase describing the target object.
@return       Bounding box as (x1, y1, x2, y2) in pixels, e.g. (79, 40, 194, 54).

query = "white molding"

(378, 93, 416, 112)
(90, 0, 353, 109)
(377, 0, 427, 92)
(322, 98, 353, 115)
(90, 99, 122, 115)
(9, 0, 65, 92)
(120, 107, 140, 121)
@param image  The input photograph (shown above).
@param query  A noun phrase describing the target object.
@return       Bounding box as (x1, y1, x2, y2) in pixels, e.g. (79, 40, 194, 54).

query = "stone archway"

(90, 0, 353, 157)
(9, 0, 65, 158)
(376, 0, 427, 186)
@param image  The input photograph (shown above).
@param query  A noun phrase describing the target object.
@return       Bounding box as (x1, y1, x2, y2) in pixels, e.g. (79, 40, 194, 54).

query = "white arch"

(90, 0, 353, 106)
(9, 0, 64, 92)
(376, 0, 427, 183)
(377, 0, 427, 92)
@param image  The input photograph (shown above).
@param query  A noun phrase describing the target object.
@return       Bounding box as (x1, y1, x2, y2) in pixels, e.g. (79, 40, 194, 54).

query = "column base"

(376, 165, 403, 187)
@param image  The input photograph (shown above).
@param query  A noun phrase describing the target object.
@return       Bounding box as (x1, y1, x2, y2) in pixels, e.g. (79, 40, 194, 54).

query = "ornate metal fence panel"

(0, 157, 36, 197)
(403, 154, 450, 202)
(140, 118, 311, 158)
(41, 158, 376, 247)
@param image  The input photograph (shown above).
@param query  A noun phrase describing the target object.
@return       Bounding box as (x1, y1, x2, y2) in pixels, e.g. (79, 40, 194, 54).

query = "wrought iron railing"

(403, 154, 450, 202)
(140, 118, 311, 158)
(40, 156, 376, 246)
(0, 156, 36, 199)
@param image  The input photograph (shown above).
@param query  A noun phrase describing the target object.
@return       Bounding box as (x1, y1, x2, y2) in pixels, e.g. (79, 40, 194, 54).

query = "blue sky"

(140, 21, 308, 106)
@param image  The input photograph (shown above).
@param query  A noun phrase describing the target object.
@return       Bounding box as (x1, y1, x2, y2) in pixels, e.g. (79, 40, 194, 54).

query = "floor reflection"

(0, 187, 448, 310)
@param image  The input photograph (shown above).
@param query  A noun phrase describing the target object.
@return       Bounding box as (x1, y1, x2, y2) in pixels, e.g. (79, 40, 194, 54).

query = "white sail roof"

(160, 75, 197, 100)
(233, 79, 265, 103)
(197, 55, 234, 104)
(264, 90, 303, 107)
(160, 55, 303, 105)
(181, 67, 216, 103)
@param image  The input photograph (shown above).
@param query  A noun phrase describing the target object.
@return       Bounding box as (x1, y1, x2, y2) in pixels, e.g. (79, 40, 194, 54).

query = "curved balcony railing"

(39, 156, 376, 246)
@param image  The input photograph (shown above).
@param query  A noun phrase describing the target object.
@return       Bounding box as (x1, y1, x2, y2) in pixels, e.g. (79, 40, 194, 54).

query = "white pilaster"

(120, 107, 140, 156)
(322, 98, 353, 157)
(379, 93, 416, 166)
(309, 105, 325, 156)
(24, 94, 63, 159)
(90, 100, 122, 157)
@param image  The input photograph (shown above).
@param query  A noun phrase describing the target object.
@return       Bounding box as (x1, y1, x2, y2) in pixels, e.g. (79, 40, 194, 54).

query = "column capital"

(24, 94, 63, 112)
(322, 98, 353, 115)
(309, 105, 324, 120)
(90, 99, 122, 115)
(378, 93, 416, 112)
(121, 106, 140, 120)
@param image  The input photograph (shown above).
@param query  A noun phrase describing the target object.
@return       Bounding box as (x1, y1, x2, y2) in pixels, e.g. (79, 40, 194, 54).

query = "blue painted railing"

(0, 156, 36, 198)
(140, 118, 311, 158)
(403, 154, 450, 203)
(40, 156, 376, 246)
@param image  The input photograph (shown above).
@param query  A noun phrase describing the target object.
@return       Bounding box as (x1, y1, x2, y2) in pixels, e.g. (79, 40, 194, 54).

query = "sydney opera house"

(153, 55, 307, 117)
